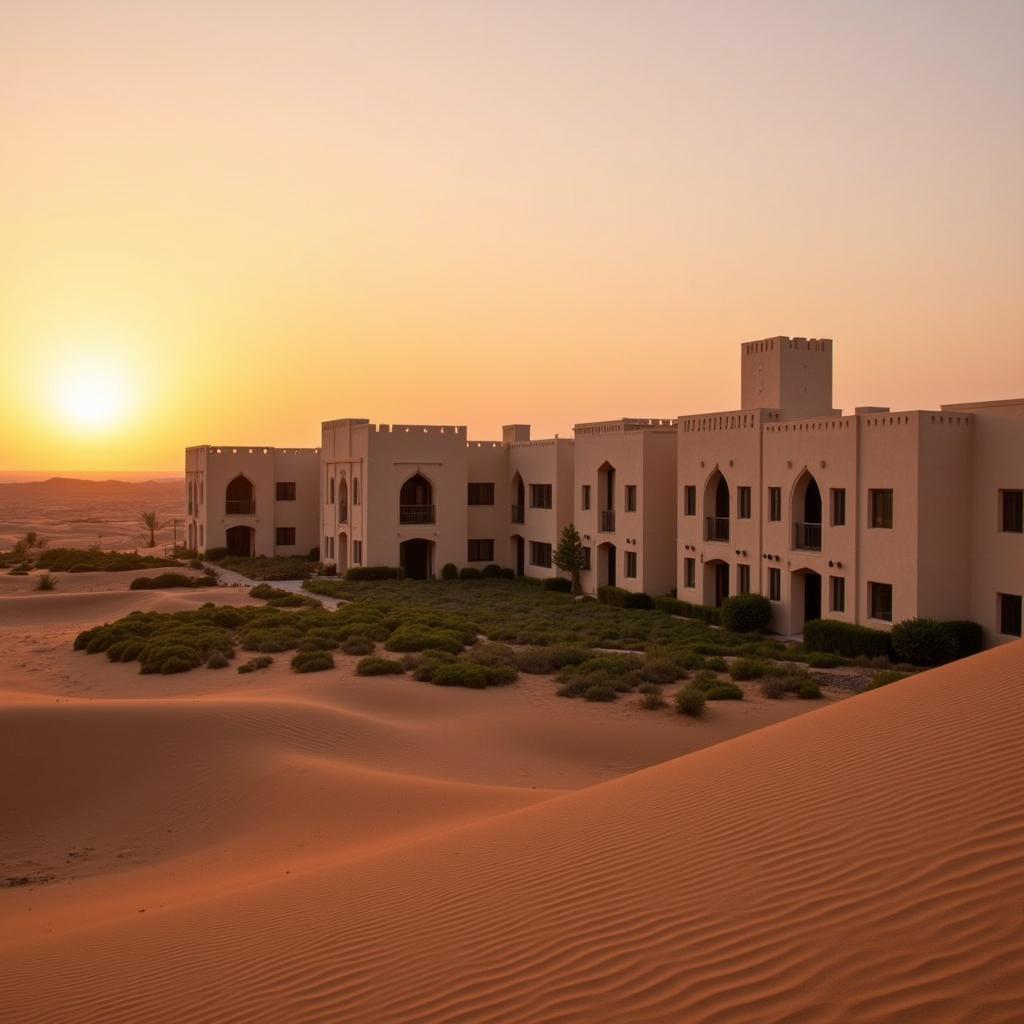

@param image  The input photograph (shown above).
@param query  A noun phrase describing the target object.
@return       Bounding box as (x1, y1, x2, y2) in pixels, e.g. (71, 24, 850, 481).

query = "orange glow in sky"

(1, 1, 1022, 471)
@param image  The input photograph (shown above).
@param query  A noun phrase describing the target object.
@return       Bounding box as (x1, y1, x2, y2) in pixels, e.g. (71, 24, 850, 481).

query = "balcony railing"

(400, 504, 435, 525)
(338, 503, 349, 524)
(511, 504, 525, 524)
(794, 521, 822, 551)
(225, 499, 256, 515)
(705, 516, 729, 542)
(599, 509, 615, 532)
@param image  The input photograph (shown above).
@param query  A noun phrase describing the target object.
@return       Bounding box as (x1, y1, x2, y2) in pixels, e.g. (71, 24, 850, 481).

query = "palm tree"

(140, 511, 163, 548)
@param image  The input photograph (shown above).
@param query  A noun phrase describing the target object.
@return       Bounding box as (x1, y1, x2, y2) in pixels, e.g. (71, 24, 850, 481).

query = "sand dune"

(3, 587, 1020, 1022)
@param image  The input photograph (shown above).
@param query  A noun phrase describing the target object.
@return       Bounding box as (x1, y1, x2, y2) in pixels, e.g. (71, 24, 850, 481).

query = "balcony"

(511, 504, 525, 524)
(599, 509, 615, 532)
(705, 516, 729, 542)
(400, 504, 435, 525)
(225, 499, 256, 515)
(794, 521, 822, 551)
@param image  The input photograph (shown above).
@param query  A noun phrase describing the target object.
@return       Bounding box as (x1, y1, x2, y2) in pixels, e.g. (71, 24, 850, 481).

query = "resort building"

(184, 445, 321, 558)
(573, 419, 677, 598)
(185, 335, 1023, 648)
(678, 337, 1024, 646)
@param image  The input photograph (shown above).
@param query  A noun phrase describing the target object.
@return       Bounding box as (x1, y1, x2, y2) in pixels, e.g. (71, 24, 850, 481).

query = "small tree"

(140, 511, 163, 548)
(552, 523, 586, 595)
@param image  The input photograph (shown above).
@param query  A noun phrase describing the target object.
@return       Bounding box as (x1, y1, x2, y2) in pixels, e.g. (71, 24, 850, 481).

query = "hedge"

(597, 586, 654, 610)
(543, 576, 573, 592)
(890, 618, 958, 666)
(129, 573, 216, 590)
(719, 594, 772, 633)
(345, 566, 403, 581)
(803, 619, 892, 659)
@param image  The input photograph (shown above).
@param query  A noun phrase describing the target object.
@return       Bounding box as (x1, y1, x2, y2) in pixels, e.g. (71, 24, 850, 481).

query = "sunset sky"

(2, 0, 1022, 473)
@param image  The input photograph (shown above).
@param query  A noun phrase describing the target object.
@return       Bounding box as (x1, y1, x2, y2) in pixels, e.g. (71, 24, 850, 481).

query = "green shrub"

(597, 586, 654, 610)
(341, 636, 375, 656)
(298, 634, 339, 652)
(867, 669, 909, 690)
(459, 567, 482, 579)
(441, 563, 458, 580)
(654, 595, 684, 615)
(250, 583, 287, 600)
(543, 576, 573, 592)
(238, 655, 273, 674)
(943, 620, 984, 660)
(705, 682, 744, 700)
(130, 573, 215, 591)
(760, 677, 789, 699)
(345, 566, 403, 581)
(430, 660, 517, 688)
(720, 594, 772, 633)
(291, 650, 335, 673)
(189, 558, 204, 570)
(890, 618, 958, 667)
(466, 643, 517, 668)
(797, 680, 822, 699)
(481, 563, 503, 578)
(675, 687, 706, 717)
(640, 690, 667, 710)
(704, 656, 728, 673)
(640, 657, 682, 685)
(799, 651, 845, 668)
(35, 572, 56, 591)
(728, 658, 767, 680)
(515, 644, 590, 674)
(207, 652, 230, 669)
(356, 656, 405, 676)
(689, 669, 722, 692)
(384, 624, 465, 654)
(803, 619, 892, 659)
(36, 547, 181, 573)
(582, 681, 617, 702)
(205, 547, 229, 562)
(499, 568, 515, 579)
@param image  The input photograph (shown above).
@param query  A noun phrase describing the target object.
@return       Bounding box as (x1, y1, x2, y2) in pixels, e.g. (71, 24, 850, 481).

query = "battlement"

(373, 423, 467, 437)
(741, 334, 834, 419)
(186, 445, 321, 456)
(680, 409, 775, 433)
(742, 336, 832, 355)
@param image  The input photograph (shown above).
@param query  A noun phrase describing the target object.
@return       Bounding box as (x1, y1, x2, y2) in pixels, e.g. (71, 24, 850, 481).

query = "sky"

(1, 0, 1022, 472)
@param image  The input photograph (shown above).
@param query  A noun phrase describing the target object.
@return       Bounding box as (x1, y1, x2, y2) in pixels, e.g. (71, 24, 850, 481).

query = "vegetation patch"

(356, 656, 405, 676)
(130, 573, 216, 590)
(290, 650, 335, 673)
(675, 687, 706, 717)
(217, 555, 316, 581)
(248, 583, 320, 608)
(238, 655, 274, 674)
(719, 594, 772, 633)
(36, 547, 181, 573)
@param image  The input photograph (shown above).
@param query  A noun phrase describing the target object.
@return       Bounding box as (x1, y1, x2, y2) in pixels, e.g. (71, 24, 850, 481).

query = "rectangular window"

(830, 487, 846, 526)
(624, 551, 637, 578)
(467, 483, 495, 506)
(625, 485, 637, 512)
(869, 581, 893, 621)
(769, 487, 782, 522)
(529, 484, 553, 509)
(683, 557, 696, 589)
(1000, 490, 1023, 533)
(275, 527, 296, 546)
(869, 489, 893, 529)
(352, 478, 359, 504)
(683, 485, 697, 516)
(581, 484, 591, 511)
(581, 546, 591, 571)
(529, 541, 552, 568)
(830, 575, 846, 612)
(737, 563, 750, 595)
(999, 593, 1023, 636)
(737, 487, 751, 519)
(276, 482, 296, 501)
(467, 539, 495, 562)
(353, 540, 362, 565)
(768, 567, 781, 601)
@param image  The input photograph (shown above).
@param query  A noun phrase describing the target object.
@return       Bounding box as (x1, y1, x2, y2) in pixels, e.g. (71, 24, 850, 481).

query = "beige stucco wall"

(508, 438, 574, 580)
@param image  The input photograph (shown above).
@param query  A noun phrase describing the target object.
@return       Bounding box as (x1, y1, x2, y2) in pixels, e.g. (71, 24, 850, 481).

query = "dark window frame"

(625, 485, 637, 513)
(529, 541, 552, 568)
(768, 567, 781, 601)
(830, 575, 845, 612)
(683, 485, 697, 517)
(467, 538, 495, 562)
(869, 488, 894, 529)
(467, 482, 496, 506)
(768, 487, 782, 522)
(624, 550, 637, 578)
(869, 581, 893, 621)
(275, 526, 296, 545)
(529, 483, 553, 509)
(1000, 490, 1023, 533)
(999, 593, 1022, 636)
(831, 487, 846, 527)
(276, 481, 297, 501)
(737, 486, 752, 519)
(683, 557, 696, 589)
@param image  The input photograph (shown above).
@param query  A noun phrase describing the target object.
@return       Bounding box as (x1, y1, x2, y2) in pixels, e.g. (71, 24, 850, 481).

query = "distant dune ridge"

(2, 583, 1022, 1024)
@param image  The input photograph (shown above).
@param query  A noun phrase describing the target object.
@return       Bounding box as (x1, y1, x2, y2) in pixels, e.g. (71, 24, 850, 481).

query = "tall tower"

(740, 336, 835, 419)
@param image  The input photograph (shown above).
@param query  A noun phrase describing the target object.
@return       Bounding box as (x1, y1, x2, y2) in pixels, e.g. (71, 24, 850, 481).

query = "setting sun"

(53, 360, 131, 431)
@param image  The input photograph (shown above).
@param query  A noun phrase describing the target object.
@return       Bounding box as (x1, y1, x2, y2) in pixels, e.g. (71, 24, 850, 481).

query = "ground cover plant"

(213, 555, 318, 580)
(130, 573, 217, 590)
(35, 547, 182, 573)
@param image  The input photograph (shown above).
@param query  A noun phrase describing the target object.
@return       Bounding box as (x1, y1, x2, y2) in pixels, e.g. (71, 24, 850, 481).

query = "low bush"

(705, 682, 744, 701)
(189, 558, 204, 570)
(441, 563, 458, 580)
(943, 620, 984, 660)
(356, 656, 405, 676)
(515, 644, 590, 674)
(291, 650, 335, 673)
(760, 677, 789, 699)
(297, 634, 339, 652)
(640, 690, 667, 710)
(703, 656, 728, 673)
(345, 566, 403, 581)
(459, 567, 482, 580)
(384, 624, 466, 654)
(219, 555, 314, 581)
(481, 563, 503, 578)
(204, 547, 229, 562)
(797, 680, 822, 699)
(728, 658, 767, 681)
(803, 619, 892, 659)
(341, 636, 375, 656)
(543, 576, 573, 592)
(654, 595, 683, 615)
(867, 669, 909, 690)
(430, 660, 517, 688)
(890, 618, 958, 667)
(597, 586, 654, 610)
(238, 655, 273, 674)
(675, 687, 706, 717)
(35, 572, 56, 591)
(689, 669, 723, 692)
(130, 573, 216, 590)
(720, 594, 772, 633)
(36, 547, 181, 573)
(207, 651, 230, 669)
(640, 657, 683, 685)
(499, 568, 515, 579)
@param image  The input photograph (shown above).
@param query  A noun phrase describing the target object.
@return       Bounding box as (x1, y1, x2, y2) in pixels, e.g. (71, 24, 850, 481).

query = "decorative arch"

(400, 473, 435, 524)
(225, 475, 255, 515)
(703, 467, 730, 541)
(791, 468, 822, 551)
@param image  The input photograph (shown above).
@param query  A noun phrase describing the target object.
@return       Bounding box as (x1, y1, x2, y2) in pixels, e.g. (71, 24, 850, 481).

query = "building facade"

(185, 335, 1024, 648)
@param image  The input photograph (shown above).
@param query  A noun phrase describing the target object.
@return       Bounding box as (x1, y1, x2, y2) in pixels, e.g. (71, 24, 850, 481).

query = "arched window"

(225, 475, 255, 515)
(338, 478, 349, 523)
(399, 473, 434, 524)
(704, 469, 730, 541)
(792, 470, 823, 551)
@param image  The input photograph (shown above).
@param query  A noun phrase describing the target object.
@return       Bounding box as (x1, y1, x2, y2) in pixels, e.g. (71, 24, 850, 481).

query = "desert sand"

(1, 580, 1021, 1023)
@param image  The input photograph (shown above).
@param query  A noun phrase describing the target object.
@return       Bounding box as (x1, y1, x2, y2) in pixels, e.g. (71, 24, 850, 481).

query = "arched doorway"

(511, 473, 525, 523)
(597, 541, 616, 587)
(704, 558, 730, 606)
(225, 475, 255, 515)
(792, 569, 822, 631)
(225, 525, 254, 557)
(792, 471, 822, 550)
(400, 474, 435, 524)
(704, 469, 730, 541)
(337, 531, 349, 574)
(400, 538, 433, 579)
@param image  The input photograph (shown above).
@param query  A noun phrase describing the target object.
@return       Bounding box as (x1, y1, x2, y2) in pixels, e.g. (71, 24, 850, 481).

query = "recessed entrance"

(704, 559, 730, 606)
(597, 542, 616, 587)
(792, 568, 823, 632)
(512, 535, 525, 576)
(225, 525, 254, 557)
(400, 538, 433, 580)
